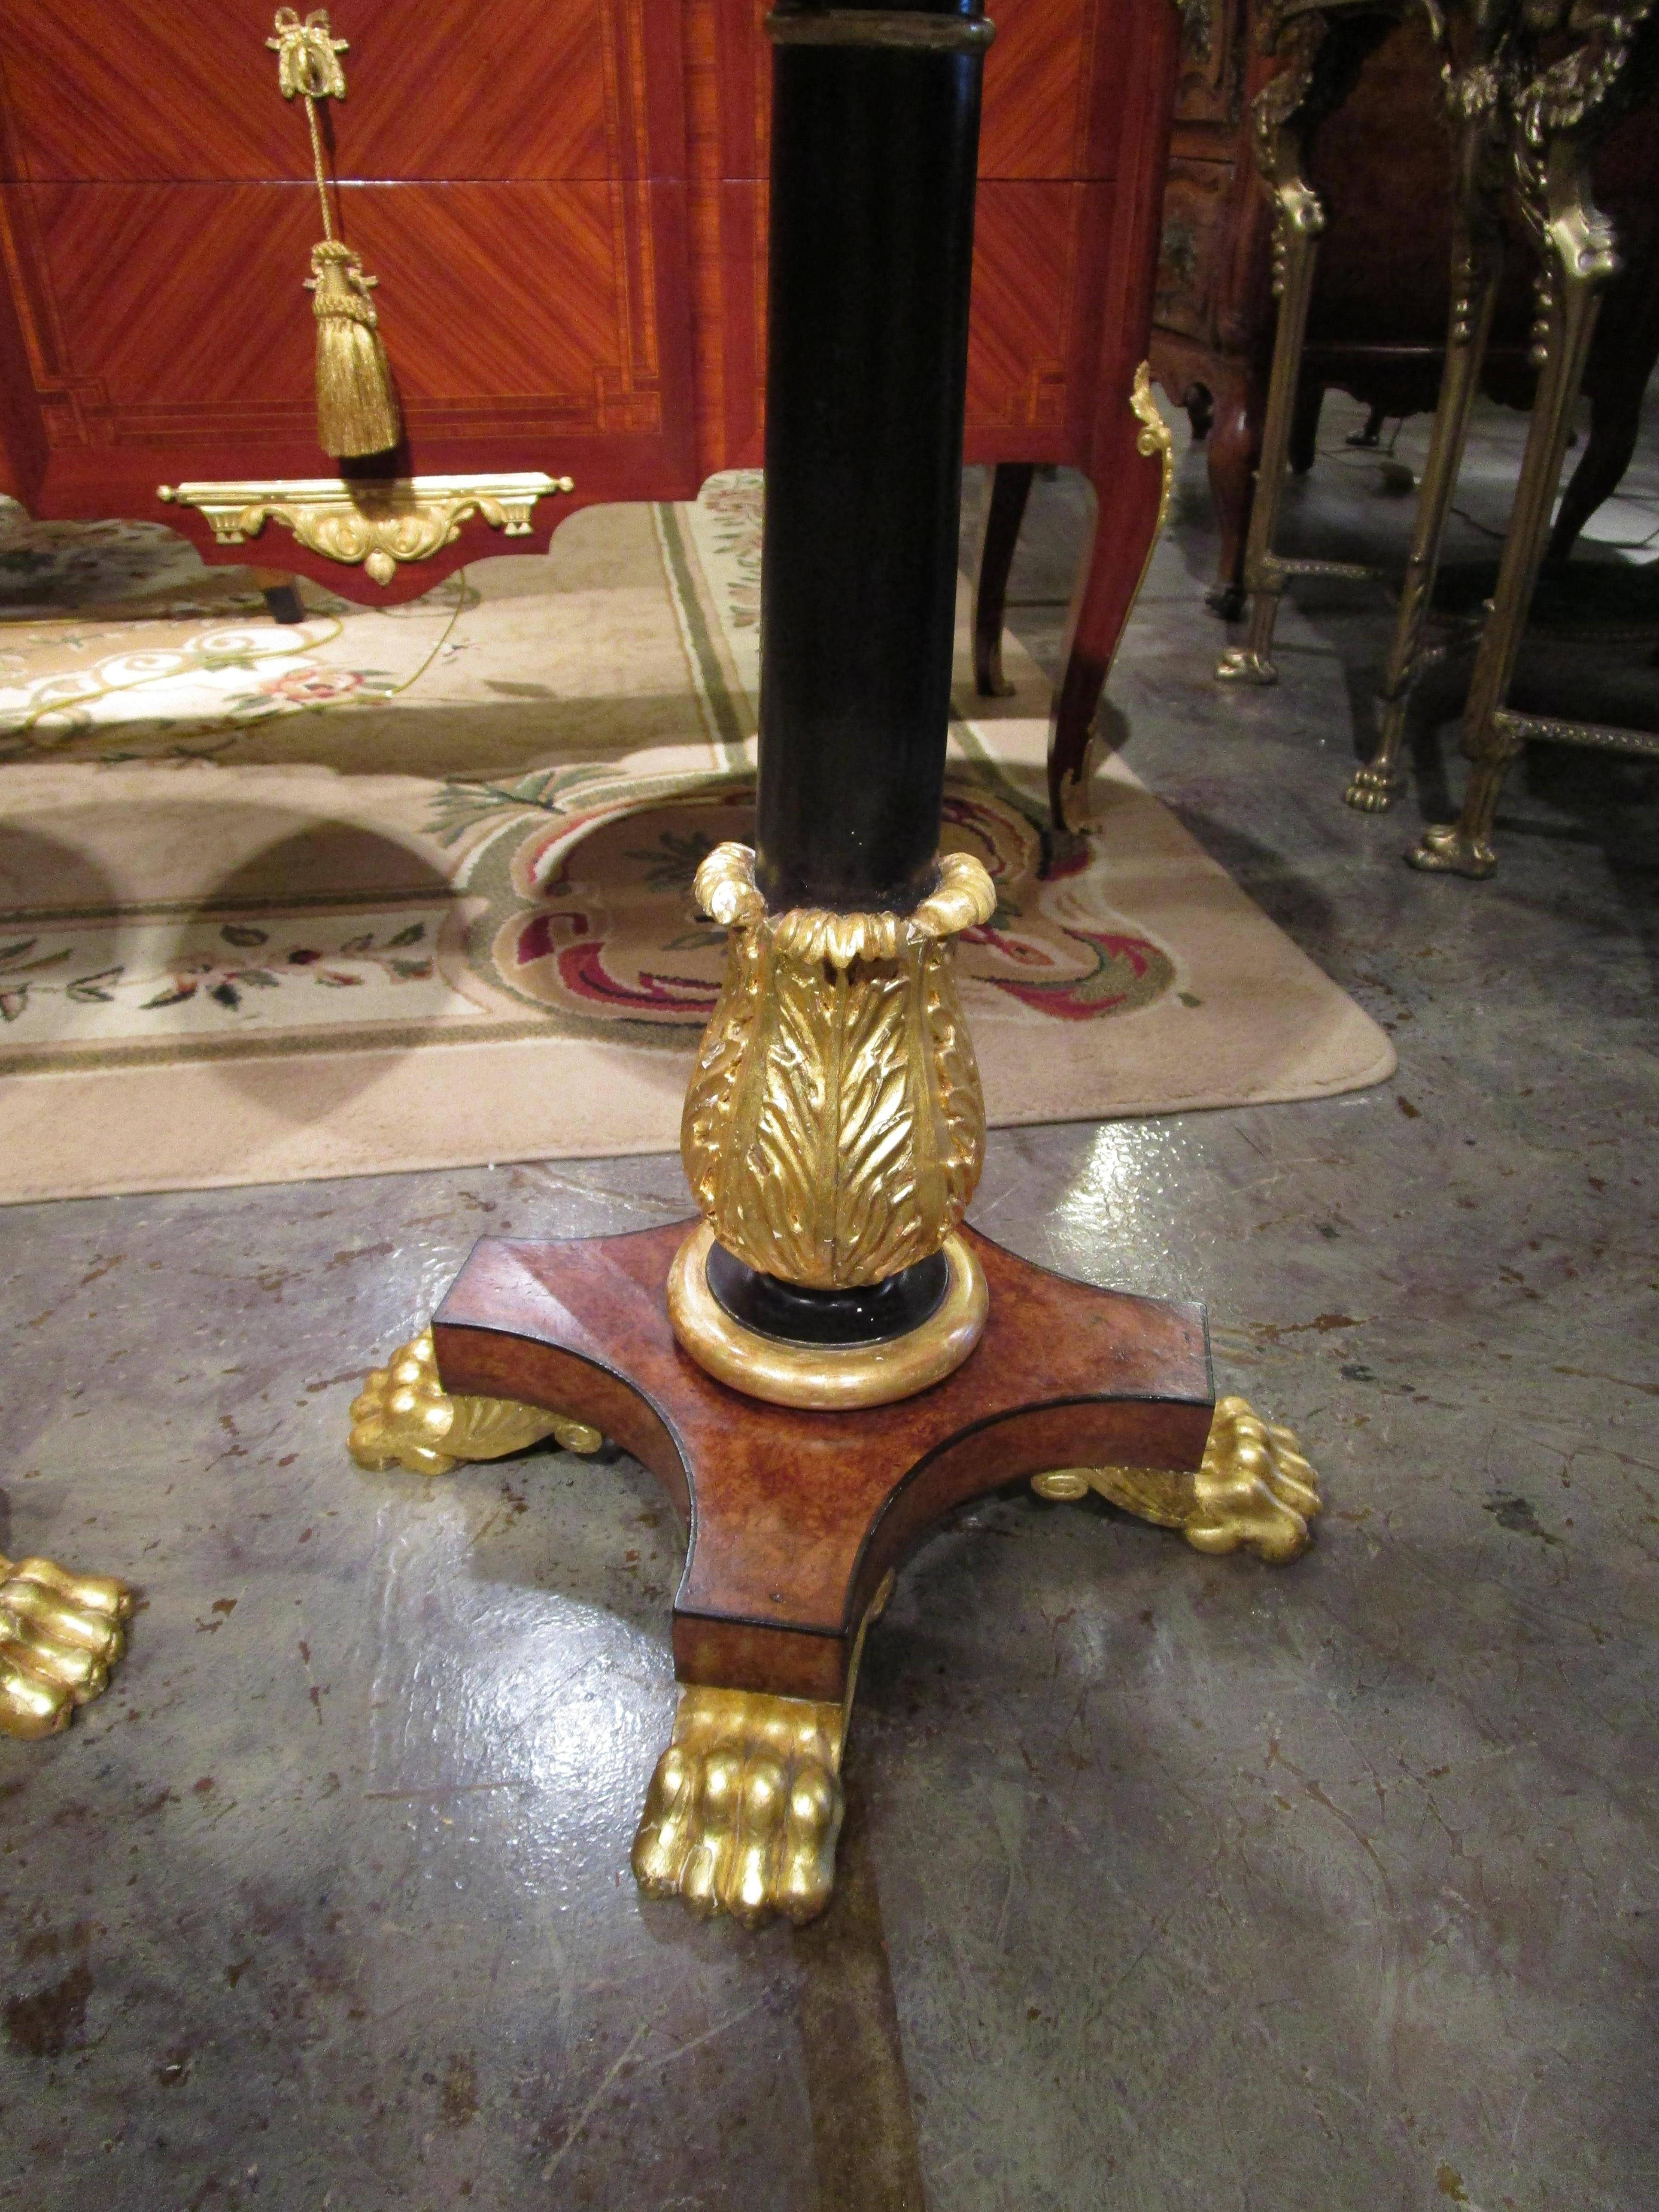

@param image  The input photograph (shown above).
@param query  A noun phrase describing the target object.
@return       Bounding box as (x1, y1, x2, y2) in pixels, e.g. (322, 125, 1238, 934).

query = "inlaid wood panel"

(708, 183, 765, 468)
(966, 182, 1081, 434)
(6, 180, 686, 450)
(704, 2, 1142, 468)
(1169, 0, 1246, 137)
(978, 0, 1115, 180)
(0, 0, 1178, 640)
(711, 176, 1119, 467)
(717, 0, 1120, 182)
(0, 0, 683, 184)
(683, 0, 731, 479)
(1155, 155, 1234, 347)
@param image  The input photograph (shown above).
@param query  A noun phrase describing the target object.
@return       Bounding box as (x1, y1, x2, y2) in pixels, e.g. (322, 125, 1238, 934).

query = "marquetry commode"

(0, 1, 1181, 813)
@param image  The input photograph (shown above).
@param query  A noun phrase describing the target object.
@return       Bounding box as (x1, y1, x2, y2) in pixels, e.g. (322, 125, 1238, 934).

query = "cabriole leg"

(973, 462, 1036, 699)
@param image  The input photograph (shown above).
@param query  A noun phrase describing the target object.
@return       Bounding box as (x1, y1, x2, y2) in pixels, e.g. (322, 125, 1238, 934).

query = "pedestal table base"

(350, 1223, 1321, 1926)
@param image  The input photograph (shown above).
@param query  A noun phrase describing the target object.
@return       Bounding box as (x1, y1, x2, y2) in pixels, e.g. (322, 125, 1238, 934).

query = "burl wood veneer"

(431, 1221, 1213, 1701)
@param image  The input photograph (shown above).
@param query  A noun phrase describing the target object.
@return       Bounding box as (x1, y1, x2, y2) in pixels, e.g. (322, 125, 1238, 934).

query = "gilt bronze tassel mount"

(268, 7, 401, 460)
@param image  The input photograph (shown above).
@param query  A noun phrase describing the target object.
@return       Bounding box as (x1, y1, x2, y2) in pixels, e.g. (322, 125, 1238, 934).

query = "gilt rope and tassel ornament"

(268, 8, 401, 459)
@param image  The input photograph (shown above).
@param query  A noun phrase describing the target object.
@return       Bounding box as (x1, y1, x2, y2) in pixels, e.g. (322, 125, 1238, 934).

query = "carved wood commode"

(0, 0, 1182, 827)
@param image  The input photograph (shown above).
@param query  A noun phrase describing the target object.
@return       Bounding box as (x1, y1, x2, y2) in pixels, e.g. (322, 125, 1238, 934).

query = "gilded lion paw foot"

(349, 1328, 603, 1475)
(632, 1688, 846, 1928)
(1185, 1395, 1321, 1561)
(1405, 822, 1496, 878)
(1033, 1392, 1322, 1565)
(1344, 760, 1403, 811)
(0, 1555, 134, 1741)
(1215, 645, 1278, 685)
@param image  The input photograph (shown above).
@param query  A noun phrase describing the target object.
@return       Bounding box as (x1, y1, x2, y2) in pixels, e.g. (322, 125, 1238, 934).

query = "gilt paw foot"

(1344, 761, 1403, 812)
(1033, 1393, 1321, 1565)
(349, 1327, 603, 1475)
(0, 1555, 133, 1741)
(1185, 1395, 1321, 1561)
(1215, 646, 1278, 686)
(632, 1688, 846, 1928)
(1405, 822, 1496, 878)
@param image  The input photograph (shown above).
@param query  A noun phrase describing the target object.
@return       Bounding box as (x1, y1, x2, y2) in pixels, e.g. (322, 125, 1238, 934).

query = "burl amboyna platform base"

(351, 1223, 1321, 1928)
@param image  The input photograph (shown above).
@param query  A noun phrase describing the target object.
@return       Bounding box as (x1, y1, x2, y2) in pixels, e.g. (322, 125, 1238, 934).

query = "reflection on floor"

(2, 393, 1655, 2210)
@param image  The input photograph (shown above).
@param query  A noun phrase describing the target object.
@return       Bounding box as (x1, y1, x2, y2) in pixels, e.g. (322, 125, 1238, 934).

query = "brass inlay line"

(766, 8, 995, 52)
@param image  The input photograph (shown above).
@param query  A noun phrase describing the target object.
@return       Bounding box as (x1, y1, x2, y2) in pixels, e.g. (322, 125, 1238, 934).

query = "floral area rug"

(0, 478, 1392, 1200)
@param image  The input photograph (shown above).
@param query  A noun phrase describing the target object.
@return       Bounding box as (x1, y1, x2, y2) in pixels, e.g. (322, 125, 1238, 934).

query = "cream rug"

(0, 479, 1392, 1202)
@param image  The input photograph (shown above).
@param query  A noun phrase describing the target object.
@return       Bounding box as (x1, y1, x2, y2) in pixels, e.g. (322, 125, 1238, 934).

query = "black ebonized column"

(754, 0, 990, 916)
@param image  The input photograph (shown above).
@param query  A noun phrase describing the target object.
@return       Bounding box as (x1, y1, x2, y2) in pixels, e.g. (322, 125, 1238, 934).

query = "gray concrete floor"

(3, 396, 1656, 2212)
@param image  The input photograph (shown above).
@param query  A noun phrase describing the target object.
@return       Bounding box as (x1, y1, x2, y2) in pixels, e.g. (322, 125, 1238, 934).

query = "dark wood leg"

(349, 1224, 1320, 1926)
(1545, 276, 1659, 570)
(250, 566, 305, 624)
(972, 461, 1036, 697)
(1204, 368, 1259, 620)
(1288, 380, 1324, 475)
(1185, 384, 1215, 442)
(1545, 389, 1641, 569)
(1046, 377, 1170, 830)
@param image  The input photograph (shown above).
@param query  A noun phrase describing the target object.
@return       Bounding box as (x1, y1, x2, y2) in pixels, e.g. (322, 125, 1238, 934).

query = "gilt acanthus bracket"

(1130, 359, 1175, 539)
(158, 472, 574, 586)
(1504, 0, 1658, 356)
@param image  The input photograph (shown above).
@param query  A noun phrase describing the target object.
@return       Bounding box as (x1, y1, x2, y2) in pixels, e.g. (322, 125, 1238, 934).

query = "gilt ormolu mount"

(350, 0, 1324, 1929)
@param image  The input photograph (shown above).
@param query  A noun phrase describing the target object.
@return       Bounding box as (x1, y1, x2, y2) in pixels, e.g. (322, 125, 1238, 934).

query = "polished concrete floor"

(3, 397, 1656, 2211)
